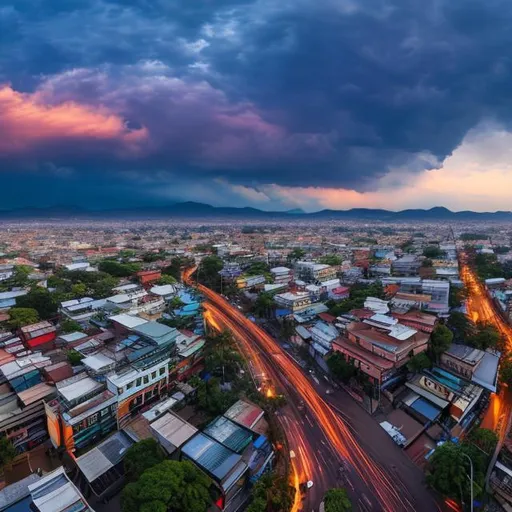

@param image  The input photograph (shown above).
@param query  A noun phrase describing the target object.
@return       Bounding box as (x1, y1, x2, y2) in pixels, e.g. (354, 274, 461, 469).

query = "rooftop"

(224, 400, 264, 430)
(150, 412, 198, 453)
(109, 313, 148, 329)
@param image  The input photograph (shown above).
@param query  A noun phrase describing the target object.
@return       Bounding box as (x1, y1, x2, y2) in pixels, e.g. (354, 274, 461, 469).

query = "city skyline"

(2, 0, 512, 212)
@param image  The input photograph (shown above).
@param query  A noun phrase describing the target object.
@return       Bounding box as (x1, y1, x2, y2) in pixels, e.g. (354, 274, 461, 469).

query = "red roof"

(44, 362, 74, 383)
(318, 313, 336, 324)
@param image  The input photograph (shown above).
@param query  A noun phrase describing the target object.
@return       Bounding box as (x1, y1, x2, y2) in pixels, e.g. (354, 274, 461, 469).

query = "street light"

(462, 453, 474, 512)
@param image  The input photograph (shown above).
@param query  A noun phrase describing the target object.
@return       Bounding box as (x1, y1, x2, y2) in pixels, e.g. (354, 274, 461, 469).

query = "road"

(190, 269, 440, 511)
(460, 257, 512, 443)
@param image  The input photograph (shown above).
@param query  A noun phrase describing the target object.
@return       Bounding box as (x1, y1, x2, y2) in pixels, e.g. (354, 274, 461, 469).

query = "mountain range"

(0, 202, 511, 221)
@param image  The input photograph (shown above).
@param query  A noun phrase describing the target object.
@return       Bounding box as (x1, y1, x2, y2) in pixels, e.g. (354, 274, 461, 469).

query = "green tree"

(279, 318, 295, 340)
(121, 460, 212, 512)
(196, 378, 238, 416)
(7, 307, 40, 329)
(0, 437, 16, 473)
(98, 260, 141, 277)
(319, 254, 343, 266)
(124, 439, 165, 482)
(67, 350, 84, 366)
(246, 472, 294, 512)
(447, 312, 473, 340)
(287, 248, 306, 261)
(407, 352, 432, 373)
(423, 246, 443, 258)
(324, 488, 352, 512)
(71, 282, 87, 297)
(254, 293, 274, 318)
(430, 324, 453, 360)
(468, 322, 500, 350)
(500, 356, 512, 386)
(156, 275, 177, 286)
(427, 442, 485, 504)
(162, 259, 183, 282)
(197, 256, 223, 290)
(327, 353, 356, 383)
(467, 428, 498, 455)
(60, 318, 82, 334)
(16, 288, 58, 319)
(10, 265, 32, 287)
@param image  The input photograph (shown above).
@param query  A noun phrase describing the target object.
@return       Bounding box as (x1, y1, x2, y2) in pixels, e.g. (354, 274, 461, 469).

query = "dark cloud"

(2, 0, 512, 206)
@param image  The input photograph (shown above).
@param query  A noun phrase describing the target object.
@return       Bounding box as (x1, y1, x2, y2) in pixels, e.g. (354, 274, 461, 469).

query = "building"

(274, 292, 312, 313)
(19, 322, 57, 351)
(440, 344, 500, 393)
(60, 298, 107, 323)
(28, 466, 94, 512)
(236, 275, 266, 289)
(392, 255, 421, 276)
(0, 381, 56, 453)
(0, 290, 28, 310)
(136, 270, 162, 285)
(332, 320, 429, 385)
(270, 267, 292, 285)
(294, 261, 337, 284)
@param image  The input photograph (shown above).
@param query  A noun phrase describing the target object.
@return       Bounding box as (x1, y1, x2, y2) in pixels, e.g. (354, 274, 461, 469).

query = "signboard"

(419, 376, 454, 401)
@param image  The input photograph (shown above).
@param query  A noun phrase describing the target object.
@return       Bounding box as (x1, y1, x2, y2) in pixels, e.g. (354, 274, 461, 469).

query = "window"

(87, 413, 98, 426)
(151, 371, 157, 380)
(143, 375, 149, 384)
(100, 408, 109, 417)
(136, 378, 142, 387)
(159, 367, 165, 376)
(118, 387, 124, 394)
(127, 381, 133, 389)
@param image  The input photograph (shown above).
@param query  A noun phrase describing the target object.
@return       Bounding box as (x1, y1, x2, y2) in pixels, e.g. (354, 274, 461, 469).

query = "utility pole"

(462, 453, 474, 512)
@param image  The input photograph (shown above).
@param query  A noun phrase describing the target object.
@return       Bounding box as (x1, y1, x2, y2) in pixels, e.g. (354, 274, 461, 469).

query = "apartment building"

(274, 292, 312, 313)
(294, 261, 337, 284)
(270, 266, 293, 285)
(332, 320, 429, 384)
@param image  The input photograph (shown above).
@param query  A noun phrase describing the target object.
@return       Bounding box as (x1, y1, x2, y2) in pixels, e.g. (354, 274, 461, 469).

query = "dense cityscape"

(4, 0, 512, 510)
(0, 218, 511, 512)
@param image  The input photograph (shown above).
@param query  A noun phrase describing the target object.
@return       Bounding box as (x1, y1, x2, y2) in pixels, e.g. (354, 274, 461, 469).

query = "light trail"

(203, 295, 416, 511)
(460, 257, 512, 440)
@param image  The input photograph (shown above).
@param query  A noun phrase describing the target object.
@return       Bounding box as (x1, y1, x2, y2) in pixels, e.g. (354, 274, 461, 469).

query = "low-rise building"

(274, 292, 312, 313)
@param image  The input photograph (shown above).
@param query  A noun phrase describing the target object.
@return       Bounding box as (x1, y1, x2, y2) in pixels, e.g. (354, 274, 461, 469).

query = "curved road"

(189, 268, 440, 512)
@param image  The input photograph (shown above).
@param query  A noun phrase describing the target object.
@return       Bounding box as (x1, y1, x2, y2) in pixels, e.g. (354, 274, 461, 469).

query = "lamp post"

(462, 453, 474, 512)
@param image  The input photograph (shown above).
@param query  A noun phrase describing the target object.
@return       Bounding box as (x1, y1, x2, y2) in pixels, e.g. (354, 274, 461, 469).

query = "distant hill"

(0, 202, 511, 221)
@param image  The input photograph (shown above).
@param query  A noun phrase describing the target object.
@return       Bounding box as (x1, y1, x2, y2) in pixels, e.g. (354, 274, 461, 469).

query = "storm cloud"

(1, 0, 512, 208)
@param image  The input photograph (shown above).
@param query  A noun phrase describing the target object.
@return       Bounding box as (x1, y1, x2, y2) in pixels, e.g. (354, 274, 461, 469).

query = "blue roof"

(409, 397, 441, 421)
(134, 321, 178, 346)
(182, 433, 243, 482)
(203, 416, 253, 454)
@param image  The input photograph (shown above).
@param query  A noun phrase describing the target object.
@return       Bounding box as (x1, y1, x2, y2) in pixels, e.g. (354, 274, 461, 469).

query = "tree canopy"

(7, 307, 39, 329)
(16, 288, 59, 319)
(467, 428, 498, 455)
(430, 324, 453, 359)
(121, 460, 212, 512)
(407, 352, 432, 373)
(319, 254, 343, 266)
(327, 353, 356, 383)
(0, 437, 16, 472)
(59, 318, 82, 334)
(98, 260, 141, 277)
(427, 442, 485, 504)
(423, 246, 443, 259)
(246, 472, 294, 512)
(124, 438, 165, 482)
(324, 488, 353, 512)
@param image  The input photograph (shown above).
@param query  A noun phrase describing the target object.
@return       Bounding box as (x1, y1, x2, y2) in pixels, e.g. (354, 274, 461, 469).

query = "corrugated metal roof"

(150, 412, 197, 451)
(203, 416, 253, 454)
(182, 433, 242, 481)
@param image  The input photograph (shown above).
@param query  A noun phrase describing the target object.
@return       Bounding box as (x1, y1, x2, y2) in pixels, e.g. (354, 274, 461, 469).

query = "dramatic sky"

(2, 0, 512, 211)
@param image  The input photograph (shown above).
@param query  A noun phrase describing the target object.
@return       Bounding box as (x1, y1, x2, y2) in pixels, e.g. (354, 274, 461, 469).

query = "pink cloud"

(0, 85, 148, 156)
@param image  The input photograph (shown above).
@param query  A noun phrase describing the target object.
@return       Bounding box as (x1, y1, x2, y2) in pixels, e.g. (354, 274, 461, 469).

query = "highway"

(188, 268, 440, 511)
(460, 257, 512, 442)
